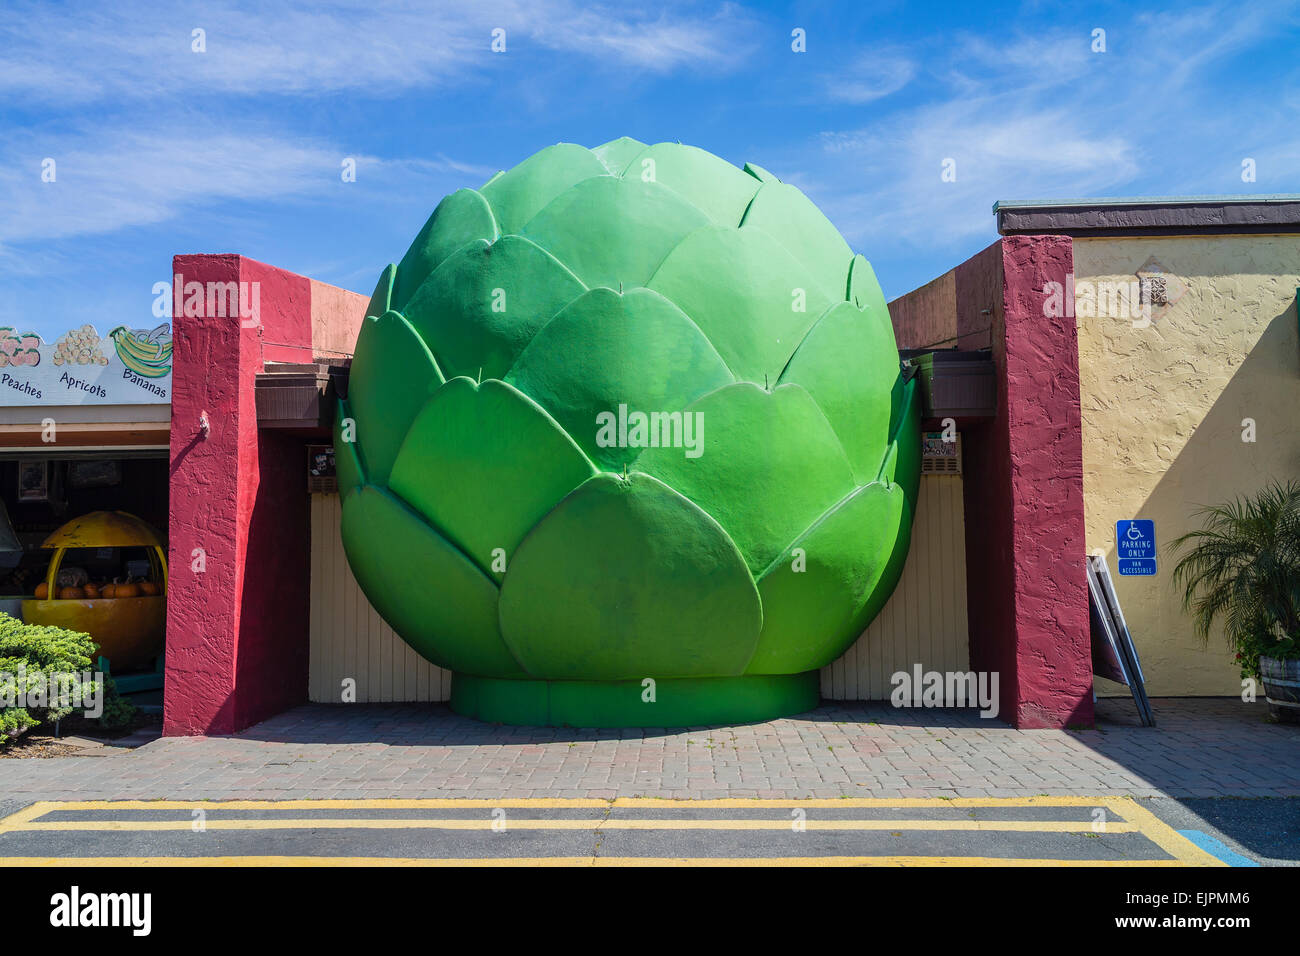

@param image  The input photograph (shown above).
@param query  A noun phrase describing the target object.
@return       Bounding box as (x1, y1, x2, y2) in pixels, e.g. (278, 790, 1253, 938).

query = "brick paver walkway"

(1, 698, 1295, 801)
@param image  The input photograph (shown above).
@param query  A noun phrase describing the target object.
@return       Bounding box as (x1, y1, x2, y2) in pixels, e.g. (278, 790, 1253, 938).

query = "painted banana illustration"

(109, 324, 172, 378)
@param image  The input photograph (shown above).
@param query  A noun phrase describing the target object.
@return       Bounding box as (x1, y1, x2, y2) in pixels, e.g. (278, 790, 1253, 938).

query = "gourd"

(115, 579, 141, 598)
(34, 581, 48, 599)
(83, 583, 100, 599)
(139, 580, 160, 596)
(59, 586, 86, 600)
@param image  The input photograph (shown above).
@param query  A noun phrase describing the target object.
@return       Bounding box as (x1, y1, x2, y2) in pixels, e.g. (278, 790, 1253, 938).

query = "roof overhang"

(994, 194, 1300, 237)
(255, 360, 348, 433)
(901, 349, 997, 425)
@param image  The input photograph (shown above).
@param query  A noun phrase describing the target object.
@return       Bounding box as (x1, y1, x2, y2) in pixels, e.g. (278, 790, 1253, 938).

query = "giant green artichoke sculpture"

(337, 138, 919, 727)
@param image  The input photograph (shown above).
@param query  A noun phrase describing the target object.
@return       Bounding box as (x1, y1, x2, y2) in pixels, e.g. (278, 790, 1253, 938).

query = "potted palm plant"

(1170, 479, 1300, 722)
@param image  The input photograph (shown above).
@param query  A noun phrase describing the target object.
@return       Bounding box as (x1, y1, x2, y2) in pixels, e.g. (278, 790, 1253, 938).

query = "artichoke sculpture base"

(450, 672, 821, 728)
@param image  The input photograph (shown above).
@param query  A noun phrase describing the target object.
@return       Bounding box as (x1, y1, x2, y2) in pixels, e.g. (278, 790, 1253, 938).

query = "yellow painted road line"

(1, 855, 1195, 867)
(1110, 797, 1225, 866)
(9, 798, 610, 812)
(0, 803, 48, 835)
(3, 795, 1145, 813)
(9, 818, 1141, 833)
(611, 796, 1133, 809)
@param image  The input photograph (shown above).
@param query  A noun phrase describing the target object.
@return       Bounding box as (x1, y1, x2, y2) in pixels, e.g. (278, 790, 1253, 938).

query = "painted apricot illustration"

(337, 138, 920, 726)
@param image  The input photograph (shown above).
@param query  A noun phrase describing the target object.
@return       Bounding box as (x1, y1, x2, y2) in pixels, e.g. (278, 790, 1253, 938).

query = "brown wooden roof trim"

(256, 360, 350, 430)
(994, 195, 1300, 237)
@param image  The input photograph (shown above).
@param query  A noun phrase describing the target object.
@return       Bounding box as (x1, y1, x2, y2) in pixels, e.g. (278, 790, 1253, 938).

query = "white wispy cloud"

(0, 127, 347, 244)
(0, 0, 757, 254)
(0, 125, 507, 264)
(531, 3, 757, 71)
(817, 103, 1140, 249)
(789, 0, 1300, 278)
(0, 0, 757, 104)
(1133, 2, 1297, 90)
(824, 51, 916, 104)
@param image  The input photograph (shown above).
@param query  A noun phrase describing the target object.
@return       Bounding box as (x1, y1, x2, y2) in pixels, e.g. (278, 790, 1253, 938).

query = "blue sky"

(2, 0, 1299, 340)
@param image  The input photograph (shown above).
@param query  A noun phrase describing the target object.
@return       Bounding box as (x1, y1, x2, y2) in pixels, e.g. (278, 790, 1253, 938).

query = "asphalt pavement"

(0, 795, 1269, 866)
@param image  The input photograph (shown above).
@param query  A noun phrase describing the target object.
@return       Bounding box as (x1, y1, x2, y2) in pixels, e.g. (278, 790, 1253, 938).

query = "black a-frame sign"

(1087, 554, 1155, 726)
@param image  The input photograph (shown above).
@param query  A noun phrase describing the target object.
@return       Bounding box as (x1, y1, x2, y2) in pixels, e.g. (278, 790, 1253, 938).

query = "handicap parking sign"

(1116, 519, 1156, 575)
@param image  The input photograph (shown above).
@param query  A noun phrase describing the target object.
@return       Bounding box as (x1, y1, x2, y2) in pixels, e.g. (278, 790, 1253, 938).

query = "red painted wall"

(890, 236, 1093, 729)
(163, 255, 246, 734)
(998, 235, 1092, 728)
(233, 429, 310, 729)
(163, 254, 364, 736)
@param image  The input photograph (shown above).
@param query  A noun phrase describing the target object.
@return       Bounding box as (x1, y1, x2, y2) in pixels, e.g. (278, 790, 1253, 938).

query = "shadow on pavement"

(1160, 796, 1300, 862)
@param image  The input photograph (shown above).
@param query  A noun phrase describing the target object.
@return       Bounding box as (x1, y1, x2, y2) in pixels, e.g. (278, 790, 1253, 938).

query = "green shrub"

(1171, 479, 1300, 679)
(95, 680, 139, 730)
(0, 612, 100, 744)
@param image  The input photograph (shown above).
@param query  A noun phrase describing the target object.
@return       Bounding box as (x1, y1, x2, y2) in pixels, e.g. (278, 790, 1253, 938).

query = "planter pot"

(1260, 655, 1300, 724)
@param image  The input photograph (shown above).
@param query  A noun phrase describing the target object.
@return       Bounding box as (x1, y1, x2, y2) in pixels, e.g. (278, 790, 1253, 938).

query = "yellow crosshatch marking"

(0, 796, 1225, 867)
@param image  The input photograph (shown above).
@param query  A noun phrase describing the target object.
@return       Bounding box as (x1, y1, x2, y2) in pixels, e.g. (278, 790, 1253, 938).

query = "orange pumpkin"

(139, 580, 160, 596)
(99, 582, 116, 598)
(34, 581, 48, 599)
(82, 583, 99, 599)
(114, 581, 141, 598)
(59, 586, 86, 600)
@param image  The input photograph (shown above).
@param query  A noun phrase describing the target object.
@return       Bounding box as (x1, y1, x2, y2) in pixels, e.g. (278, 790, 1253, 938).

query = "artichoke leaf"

(504, 286, 734, 471)
(591, 136, 648, 175)
(747, 481, 906, 674)
(388, 377, 597, 578)
(498, 472, 762, 680)
(480, 143, 610, 236)
(333, 397, 365, 498)
(778, 301, 899, 484)
(740, 182, 854, 303)
(366, 263, 395, 320)
(637, 382, 856, 576)
(392, 188, 497, 311)
(621, 142, 761, 227)
(520, 176, 710, 290)
(402, 236, 586, 381)
(341, 485, 527, 678)
(346, 310, 444, 486)
(647, 224, 832, 384)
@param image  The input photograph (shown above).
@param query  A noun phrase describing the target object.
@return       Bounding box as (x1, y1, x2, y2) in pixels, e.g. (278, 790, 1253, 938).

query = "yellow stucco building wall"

(1072, 235, 1300, 695)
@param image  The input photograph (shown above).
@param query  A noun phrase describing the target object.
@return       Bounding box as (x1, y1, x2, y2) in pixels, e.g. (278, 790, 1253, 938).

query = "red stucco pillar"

(963, 236, 1093, 728)
(162, 255, 318, 735)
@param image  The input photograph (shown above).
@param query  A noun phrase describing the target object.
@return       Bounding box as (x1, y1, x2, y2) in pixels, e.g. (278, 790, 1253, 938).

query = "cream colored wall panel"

(313, 475, 967, 705)
(821, 475, 970, 699)
(308, 493, 451, 703)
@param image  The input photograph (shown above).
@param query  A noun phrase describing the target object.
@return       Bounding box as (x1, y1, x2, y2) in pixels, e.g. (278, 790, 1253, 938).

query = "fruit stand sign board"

(0, 323, 171, 405)
(1116, 519, 1156, 575)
